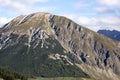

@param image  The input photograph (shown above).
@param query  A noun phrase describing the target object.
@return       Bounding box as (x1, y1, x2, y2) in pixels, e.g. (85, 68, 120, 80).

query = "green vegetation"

(0, 35, 89, 78)
(0, 67, 28, 80)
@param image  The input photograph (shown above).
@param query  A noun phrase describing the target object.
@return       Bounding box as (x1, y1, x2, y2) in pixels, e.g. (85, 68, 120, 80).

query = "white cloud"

(73, 1, 89, 10)
(30, 6, 56, 13)
(95, 7, 115, 14)
(98, 17, 120, 31)
(0, 0, 51, 14)
(24, 0, 49, 3)
(96, 0, 120, 6)
(0, 0, 30, 14)
(95, 0, 120, 16)
(0, 17, 12, 27)
(99, 17, 120, 25)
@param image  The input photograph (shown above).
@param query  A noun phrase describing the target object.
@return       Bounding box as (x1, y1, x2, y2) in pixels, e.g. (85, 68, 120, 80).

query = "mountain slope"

(0, 12, 120, 80)
(98, 30, 120, 41)
(0, 35, 88, 77)
(0, 67, 27, 80)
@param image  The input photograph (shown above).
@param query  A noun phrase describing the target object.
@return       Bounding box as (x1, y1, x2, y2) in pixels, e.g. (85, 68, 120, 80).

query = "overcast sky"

(0, 0, 120, 31)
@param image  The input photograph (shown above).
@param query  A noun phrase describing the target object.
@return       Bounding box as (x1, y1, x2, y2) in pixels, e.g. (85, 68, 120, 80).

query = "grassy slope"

(29, 77, 92, 80)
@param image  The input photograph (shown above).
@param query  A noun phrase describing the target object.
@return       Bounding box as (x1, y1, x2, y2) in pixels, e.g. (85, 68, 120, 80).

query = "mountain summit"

(0, 12, 120, 80)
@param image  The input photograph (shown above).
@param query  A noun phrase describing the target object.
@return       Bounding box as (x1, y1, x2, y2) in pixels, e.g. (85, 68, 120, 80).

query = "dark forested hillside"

(0, 67, 28, 80)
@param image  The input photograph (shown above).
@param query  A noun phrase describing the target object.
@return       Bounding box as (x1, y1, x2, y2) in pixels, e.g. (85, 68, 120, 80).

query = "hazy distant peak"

(98, 29, 120, 41)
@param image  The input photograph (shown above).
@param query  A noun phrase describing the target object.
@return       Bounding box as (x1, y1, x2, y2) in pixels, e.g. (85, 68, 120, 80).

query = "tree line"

(0, 67, 28, 80)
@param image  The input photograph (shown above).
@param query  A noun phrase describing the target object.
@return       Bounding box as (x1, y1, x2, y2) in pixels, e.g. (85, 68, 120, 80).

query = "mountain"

(0, 12, 120, 80)
(98, 30, 120, 41)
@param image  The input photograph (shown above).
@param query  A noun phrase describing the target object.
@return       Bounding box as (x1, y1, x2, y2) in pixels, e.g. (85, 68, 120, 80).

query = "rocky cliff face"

(0, 12, 120, 80)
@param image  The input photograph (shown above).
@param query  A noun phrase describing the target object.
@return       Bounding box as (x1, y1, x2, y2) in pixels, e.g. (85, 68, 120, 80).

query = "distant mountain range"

(0, 12, 120, 80)
(98, 30, 120, 41)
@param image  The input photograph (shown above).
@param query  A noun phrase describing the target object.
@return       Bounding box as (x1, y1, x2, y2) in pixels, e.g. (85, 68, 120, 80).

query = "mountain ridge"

(0, 12, 120, 80)
(98, 29, 120, 41)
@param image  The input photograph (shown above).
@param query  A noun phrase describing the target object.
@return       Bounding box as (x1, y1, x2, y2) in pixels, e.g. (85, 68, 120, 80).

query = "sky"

(0, 0, 120, 31)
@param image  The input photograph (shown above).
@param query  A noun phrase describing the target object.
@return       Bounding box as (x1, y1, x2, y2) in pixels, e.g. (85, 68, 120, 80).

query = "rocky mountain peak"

(0, 12, 120, 80)
(0, 12, 52, 34)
